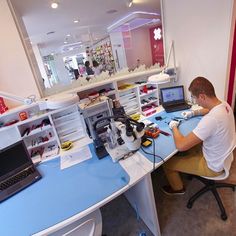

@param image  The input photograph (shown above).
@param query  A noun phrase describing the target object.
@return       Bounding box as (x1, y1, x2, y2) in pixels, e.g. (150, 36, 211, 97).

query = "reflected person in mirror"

(85, 61, 94, 76)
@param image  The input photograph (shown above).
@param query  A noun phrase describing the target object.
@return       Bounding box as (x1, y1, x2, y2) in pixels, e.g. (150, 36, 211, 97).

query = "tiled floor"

(101, 166, 236, 236)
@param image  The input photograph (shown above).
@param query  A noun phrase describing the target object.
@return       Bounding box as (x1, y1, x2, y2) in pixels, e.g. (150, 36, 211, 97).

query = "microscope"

(93, 115, 145, 161)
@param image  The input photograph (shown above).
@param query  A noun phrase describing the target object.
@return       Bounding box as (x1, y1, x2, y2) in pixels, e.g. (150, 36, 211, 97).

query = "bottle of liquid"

(106, 127, 117, 149)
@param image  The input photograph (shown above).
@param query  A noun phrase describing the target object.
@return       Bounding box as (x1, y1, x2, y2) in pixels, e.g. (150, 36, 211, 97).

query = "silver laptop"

(0, 141, 42, 202)
(160, 85, 191, 113)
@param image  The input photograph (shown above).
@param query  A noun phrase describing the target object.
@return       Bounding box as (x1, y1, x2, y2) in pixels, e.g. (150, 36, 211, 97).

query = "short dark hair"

(92, 60, 99, 67)
(188, 76, 216, 97)
(85, 61, 90, 67)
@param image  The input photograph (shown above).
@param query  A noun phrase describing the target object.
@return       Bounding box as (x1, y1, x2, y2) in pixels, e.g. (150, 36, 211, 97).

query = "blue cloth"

(139, 110, 201, 163)
(0, 144, 130, 236)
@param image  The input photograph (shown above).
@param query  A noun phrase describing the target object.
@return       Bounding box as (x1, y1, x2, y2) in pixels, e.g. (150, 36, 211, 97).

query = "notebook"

(0, 141, 42, 202)
(160, 85, 191, 113)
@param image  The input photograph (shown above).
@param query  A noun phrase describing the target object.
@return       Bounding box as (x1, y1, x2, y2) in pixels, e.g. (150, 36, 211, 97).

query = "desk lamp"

(0, 91, 36, 106)
(0, 90, 79, 111)
(148, 40, 177, 84)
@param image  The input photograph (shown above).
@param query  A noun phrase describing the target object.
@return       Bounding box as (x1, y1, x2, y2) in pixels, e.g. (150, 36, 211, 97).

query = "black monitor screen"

(161, 86, 184, 103)
(0, 141, 30, 177)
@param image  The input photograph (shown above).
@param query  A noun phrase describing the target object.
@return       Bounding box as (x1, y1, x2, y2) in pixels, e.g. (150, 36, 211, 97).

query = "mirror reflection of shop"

(76, 54, 86, 76)
(43, 55, 59, 87)
(64, 54, 87, 80)
(89, 38, 115, 75)
(64, 58, 76, 80)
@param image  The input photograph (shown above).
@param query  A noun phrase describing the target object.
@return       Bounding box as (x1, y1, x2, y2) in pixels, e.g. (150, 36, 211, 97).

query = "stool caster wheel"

(221, 213, 227, 221)
(187, 202, 192, 209)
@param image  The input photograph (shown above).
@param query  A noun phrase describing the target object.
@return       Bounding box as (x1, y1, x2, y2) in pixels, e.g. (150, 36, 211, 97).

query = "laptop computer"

(0, 141, 42, 202)
(160, 85, 191, 113)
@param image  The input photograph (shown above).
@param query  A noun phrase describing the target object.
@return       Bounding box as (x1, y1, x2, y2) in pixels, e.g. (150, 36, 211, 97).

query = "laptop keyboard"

(165, 104, 191, 112)
(0, 167, 35, 191)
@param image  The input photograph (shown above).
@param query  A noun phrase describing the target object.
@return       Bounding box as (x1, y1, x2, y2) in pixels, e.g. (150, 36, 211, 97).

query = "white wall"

(32, 44, 51, 88)
(109, 31, 128, 70)
(53, 53, 71, 85)
(162, 0, 234, 100)
(125, 27, 153, 69)
(0, 0, 40, 108)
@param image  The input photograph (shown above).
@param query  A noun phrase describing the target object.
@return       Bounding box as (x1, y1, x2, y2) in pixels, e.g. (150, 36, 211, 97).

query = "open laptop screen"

(0, 141, 31, 180)
(161, 86, 185, 104)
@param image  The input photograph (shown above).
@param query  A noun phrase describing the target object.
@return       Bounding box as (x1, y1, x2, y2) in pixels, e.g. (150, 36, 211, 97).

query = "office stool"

(187, 153, 235, 221)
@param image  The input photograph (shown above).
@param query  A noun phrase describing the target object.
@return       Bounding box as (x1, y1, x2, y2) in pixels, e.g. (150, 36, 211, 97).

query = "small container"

(143, 85, 148, 93)
(19, 111, 28, 121)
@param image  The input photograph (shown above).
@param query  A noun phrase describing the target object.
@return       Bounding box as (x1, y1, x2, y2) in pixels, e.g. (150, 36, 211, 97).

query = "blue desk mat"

(139, 110, 201, 163)
(0, 144, 130, 236)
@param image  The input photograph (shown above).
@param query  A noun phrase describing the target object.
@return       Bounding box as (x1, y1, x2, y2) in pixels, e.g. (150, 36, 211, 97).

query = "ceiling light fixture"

(64, 41, 68, 44)
(66, 34, 71, 37)
(74, 20, 79, 23)
(51, 2, 58, 9)
(107, 11, 160, 33)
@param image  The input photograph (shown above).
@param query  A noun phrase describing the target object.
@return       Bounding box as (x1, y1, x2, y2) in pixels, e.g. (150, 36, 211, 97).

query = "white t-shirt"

(193, 101, 236, 172)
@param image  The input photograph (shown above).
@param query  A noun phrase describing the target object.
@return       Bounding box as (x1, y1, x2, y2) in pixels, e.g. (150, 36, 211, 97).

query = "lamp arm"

(165, 40, 174, 70)
(0, 91, 36, 105)
(164, 40, 177, 80)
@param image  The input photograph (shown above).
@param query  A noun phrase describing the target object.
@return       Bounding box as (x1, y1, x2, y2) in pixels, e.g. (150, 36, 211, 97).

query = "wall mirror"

(9, 0, 164, 97)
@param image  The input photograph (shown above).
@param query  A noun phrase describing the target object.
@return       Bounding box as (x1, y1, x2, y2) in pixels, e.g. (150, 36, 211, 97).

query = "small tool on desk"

(141, 137, 152, 147)
(145, 127, 160, 138)
(173, 116, 185, 120)
(158, 129, 171, 136)
(155, 116, 163, 121)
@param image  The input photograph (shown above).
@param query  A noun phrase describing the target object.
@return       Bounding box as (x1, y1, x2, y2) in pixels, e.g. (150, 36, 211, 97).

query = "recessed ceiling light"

(66, 34, 71, 37)
(74, 20, 79, 23)
(51, 2, 58, 9)
(64, 41, 68, 44)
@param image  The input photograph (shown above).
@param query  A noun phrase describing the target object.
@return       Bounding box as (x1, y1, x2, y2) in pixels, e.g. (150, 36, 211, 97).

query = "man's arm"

(194, 108, 209, 116)
(171, 126, 202, 151)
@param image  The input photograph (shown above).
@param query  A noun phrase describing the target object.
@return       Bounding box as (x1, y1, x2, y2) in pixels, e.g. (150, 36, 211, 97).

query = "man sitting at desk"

(162, 77, 236, 195)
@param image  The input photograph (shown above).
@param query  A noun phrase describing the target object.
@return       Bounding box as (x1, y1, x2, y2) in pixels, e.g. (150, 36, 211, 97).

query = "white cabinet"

(138, 83, 159, 116)
(0, 104, 90, 161)
(117, 82, 160, 117)
(118, 86, 139, 115)
(51, 105, 86, 145)
(17, 115, 59, 160)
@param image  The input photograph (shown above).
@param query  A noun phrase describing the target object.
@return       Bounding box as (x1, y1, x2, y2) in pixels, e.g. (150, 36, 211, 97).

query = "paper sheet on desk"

(60, 145, 92, 170)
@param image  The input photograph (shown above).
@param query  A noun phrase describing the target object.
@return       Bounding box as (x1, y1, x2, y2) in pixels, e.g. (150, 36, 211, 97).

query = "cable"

(152, 136, 155, 170)
(141, 144, 165, 168)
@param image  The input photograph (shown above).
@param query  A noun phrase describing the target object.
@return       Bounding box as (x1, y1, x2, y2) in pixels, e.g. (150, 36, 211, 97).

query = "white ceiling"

(10, 0, 161, 55)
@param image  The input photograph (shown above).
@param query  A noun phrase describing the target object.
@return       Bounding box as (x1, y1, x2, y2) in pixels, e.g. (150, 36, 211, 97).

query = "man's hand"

(169, 120, 180, 129)
(181, 111, 194, 119)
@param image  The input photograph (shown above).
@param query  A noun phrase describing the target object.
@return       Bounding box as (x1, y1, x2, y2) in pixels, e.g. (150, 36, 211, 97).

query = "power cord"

(141, 138, 165, 171)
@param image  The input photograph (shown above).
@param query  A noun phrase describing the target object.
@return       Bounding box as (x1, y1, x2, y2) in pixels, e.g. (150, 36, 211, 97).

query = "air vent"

(106, 9, 118, 14)
(46, 31, 55, 35)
